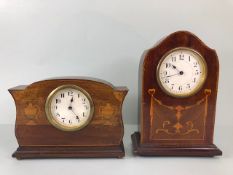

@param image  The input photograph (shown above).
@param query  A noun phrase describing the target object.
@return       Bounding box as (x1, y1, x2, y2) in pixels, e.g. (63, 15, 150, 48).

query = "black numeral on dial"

(68, 91, 73, 96)
(172, 57, 176, 62)
(56, 99, 61, 104)
(179, 54, 184, 60)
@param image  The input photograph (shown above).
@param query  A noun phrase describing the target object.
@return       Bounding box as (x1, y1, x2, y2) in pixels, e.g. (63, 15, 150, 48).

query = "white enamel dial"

(157, 48, 207, 97)
(45, 85, 94, 131)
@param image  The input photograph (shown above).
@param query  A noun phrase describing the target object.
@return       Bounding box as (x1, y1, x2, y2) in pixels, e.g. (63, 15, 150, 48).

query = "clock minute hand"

(68, 105, 80, 120)
(71, 109, 80, 120)
(162, 71, 184, 78)
(165, 73, 180, 78)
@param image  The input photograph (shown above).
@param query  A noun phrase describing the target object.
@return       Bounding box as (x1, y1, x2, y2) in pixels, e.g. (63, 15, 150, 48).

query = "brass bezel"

(156, 47, 208, 98)
(45, 84, 94, 132)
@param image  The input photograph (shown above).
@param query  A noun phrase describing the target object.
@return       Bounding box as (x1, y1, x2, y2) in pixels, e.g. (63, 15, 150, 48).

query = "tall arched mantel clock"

(132, 31, 222, 156)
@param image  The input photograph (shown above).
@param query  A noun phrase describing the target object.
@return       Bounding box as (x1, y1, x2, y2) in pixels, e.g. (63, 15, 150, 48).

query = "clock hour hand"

(68, 97, 74, 108)
(69, 97, 74, 109)
(171, 64, 182, 73)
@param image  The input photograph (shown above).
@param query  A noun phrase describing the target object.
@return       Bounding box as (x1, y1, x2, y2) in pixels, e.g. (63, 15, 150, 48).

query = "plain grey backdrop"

(1, 1, 233, 175)
(0, 0, 233, 128)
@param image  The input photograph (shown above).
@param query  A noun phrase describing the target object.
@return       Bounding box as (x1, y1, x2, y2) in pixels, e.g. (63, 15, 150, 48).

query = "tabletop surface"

(0, 124, 231, 175)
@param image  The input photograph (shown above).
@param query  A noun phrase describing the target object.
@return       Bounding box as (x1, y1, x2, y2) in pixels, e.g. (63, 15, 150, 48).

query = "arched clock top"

(133, 31, 222, 157)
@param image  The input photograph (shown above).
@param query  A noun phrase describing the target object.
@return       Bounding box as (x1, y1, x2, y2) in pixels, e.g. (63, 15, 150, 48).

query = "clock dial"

(45, 85, 94, 131)
(157, 47, 207, 97)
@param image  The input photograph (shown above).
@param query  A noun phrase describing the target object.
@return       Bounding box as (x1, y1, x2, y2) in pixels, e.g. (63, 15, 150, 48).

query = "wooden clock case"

(131, 31, 222, 156)
(9, 77, 128, 159)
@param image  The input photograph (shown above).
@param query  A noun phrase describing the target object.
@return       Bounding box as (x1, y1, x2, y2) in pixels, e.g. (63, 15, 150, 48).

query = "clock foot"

(12, 142, 125, 159)
(131, 132, 222, 157)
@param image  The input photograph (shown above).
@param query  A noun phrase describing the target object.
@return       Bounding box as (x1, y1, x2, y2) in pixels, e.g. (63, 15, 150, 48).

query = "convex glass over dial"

(157, 47, 207, 97)
(45, 85, 94, 131)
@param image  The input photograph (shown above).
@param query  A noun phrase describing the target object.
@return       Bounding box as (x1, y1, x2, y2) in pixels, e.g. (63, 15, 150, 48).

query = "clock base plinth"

(131, 132, 222, 157)
(12, 143, 125, 159)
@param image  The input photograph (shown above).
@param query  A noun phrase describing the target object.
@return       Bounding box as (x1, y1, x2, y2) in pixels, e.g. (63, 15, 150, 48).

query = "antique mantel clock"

(9, 77, 128, 159)
(132, 31, 222, 156)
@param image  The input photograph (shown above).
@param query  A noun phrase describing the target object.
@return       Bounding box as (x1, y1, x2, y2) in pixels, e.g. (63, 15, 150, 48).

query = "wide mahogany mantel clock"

(132, 31, 222, 156)
(9, 77, 128, 159)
